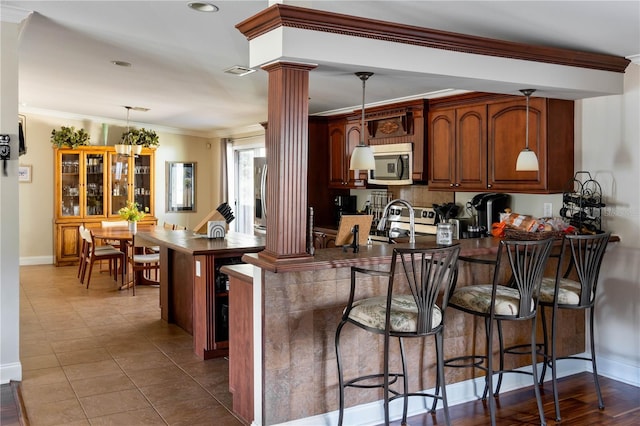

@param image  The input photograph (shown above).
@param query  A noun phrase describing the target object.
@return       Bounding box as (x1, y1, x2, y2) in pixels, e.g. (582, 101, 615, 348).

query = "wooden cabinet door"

(56, 223, 81, 265)
(55, 150, 82, 218)
(429, 104, 486, 190)
(488, 98, 547, 191)
(133, 151, 154, 216)
(428, 109, 456, 189)
(83, 150, 108, 218)
(345, 120, 366, 187)
(456, 104, 487, 190)
(328, 119, 347, 188)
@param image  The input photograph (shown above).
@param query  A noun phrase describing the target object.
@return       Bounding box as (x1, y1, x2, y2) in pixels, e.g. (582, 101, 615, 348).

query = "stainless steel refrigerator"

(254, 157, 267, 235)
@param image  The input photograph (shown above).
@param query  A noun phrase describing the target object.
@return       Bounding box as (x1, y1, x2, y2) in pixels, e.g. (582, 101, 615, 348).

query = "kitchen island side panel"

(259, 245, 587, 424)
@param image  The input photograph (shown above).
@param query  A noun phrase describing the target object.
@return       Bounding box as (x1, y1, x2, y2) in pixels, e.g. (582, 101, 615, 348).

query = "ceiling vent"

(224, 66, 256, 77)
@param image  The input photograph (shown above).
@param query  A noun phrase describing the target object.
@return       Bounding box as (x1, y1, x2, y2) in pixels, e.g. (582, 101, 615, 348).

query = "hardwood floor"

(11, 264, 640, 425)
(385, 372, 640, 425)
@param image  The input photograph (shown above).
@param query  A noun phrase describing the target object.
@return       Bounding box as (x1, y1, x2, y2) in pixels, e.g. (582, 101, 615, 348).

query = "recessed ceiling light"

(111, 60, 132, 67)
(188, 2, 219, 13)
(224, 65, 256, 77)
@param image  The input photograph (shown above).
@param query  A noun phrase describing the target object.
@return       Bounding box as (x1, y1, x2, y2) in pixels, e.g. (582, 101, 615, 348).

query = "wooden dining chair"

(77, 225, 87, 281)
(128, 234, 160, 295)
(83, 228, 125, 289)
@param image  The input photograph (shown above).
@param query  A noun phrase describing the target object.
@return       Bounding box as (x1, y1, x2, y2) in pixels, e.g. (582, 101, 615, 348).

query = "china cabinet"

(54, 146, 156, 266)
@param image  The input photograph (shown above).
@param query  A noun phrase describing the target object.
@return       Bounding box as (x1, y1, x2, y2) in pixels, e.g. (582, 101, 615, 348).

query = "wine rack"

(560, 171, 605, 234)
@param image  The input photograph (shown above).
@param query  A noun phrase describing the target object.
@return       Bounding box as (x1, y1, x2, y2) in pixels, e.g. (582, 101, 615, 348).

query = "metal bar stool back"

(335, 244, 461, 426)
(446, 238, 554, 426)
(538, 232, 611, 421)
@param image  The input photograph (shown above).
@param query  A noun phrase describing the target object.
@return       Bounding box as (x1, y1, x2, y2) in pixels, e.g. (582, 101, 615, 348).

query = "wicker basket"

(503, 227, 565, 240)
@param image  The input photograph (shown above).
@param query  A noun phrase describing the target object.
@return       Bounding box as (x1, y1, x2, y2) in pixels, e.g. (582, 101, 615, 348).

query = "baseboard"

(19, 256, 54, 266)
(592, 353, 640, 387)
(0, 362, 22, 384)
(272, 359, 591, 426)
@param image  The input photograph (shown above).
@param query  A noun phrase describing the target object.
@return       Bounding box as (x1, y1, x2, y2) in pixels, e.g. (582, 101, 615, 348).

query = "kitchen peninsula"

(233, 235, 618, 425)
(134, 228, 264, 360)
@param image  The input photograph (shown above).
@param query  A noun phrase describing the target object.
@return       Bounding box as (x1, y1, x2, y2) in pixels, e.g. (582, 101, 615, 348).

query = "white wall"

(1, 19, 22, 383)
(579, 64, 640, 386)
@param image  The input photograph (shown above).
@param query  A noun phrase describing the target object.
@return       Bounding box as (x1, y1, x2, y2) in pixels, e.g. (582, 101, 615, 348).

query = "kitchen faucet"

(377, 199, 415, 244)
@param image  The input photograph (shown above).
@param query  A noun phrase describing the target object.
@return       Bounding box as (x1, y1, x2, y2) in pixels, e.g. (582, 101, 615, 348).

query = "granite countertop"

(242, 235, 500, 273)
(134, 228, 265, 256)
(242, 234, 620, 273)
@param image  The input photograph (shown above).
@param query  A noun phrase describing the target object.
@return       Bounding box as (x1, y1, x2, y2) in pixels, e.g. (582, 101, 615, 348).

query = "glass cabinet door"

(60, 152, 81, 217)
(110, 154, 130, 215)
(133, 153, 153, 212)
(84, 152, 106, 217)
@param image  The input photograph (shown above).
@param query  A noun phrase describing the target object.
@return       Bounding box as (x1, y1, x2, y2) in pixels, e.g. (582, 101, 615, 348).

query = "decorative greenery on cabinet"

(121, 128, 159, 147)
(50, 126, 90, 148)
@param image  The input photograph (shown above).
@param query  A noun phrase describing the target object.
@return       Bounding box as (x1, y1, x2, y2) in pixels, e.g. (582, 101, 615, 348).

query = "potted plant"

(121, 128, 159, 151)
(50, 126, 90, 148)
(135, 128, 159, 148)
(118, 200, 149, 232)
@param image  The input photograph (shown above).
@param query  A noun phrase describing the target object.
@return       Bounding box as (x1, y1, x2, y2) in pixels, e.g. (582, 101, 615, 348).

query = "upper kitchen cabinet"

(428, 103, 487, 190)
(327, 116, 367, 189)
(487, 96, 574, 193)
(365, 99, 428, 182)
(428, 93, 574, 193)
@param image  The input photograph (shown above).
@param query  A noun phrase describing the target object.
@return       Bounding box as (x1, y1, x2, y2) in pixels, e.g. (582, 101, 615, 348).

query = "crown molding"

(626, 54, 640, 65)
(237, 4, 630, 73)
(0, 5, 32, 24)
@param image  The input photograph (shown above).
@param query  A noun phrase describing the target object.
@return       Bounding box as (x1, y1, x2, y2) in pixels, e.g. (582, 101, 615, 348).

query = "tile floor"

(19, 264, 244, 426)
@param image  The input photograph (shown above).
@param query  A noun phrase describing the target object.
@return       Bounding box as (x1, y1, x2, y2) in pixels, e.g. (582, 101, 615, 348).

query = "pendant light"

(515, 89, 539, 171)
(349, 72, 375, 171)
(115, 106, 133, 156)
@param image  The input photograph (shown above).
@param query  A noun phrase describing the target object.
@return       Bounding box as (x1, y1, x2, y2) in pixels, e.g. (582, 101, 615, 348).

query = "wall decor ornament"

(18, 165, 32, 182)
(0, 134, 10, 176)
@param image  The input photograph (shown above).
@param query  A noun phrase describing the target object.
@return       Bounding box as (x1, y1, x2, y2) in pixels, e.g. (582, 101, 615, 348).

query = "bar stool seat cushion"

(347, 295, 442, 333)
(539, 277, 584, 305)
(450, 285, 533, 316)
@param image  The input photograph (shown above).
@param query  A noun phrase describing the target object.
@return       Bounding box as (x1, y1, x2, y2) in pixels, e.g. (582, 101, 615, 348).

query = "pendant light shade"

(349, 72, 375, 171)
(515, 148, 539, 171)
(515, 89, 539, 171)
(350, 144, 375, 170)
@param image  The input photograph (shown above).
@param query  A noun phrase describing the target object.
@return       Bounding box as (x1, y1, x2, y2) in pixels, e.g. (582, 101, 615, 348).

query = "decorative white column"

(0, 4, 31, 383)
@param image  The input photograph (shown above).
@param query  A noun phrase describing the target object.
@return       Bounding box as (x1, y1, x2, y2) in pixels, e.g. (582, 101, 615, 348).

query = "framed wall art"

(18, 165, 32, 182)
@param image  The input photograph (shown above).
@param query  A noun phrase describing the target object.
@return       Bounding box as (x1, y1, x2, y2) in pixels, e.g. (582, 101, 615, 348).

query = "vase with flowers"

(118, 200, 149, 233)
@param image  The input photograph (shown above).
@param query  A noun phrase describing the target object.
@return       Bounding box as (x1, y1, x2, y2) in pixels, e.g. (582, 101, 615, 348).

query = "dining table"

(92, 224, 159, 289)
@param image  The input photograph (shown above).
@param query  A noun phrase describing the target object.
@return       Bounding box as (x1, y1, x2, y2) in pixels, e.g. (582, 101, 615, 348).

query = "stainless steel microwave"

(368, 143, 413, 185)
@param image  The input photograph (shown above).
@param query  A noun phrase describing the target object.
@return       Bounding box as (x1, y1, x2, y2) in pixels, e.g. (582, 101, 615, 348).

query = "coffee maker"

(334, 195, 357, 225)
(470, 193, 510, 236)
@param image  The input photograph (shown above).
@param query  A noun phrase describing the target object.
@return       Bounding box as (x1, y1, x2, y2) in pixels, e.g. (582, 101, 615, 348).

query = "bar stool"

(537, 232, 611, 421)
(446, 239, 554, 426)
(335, 245, 460, 426)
